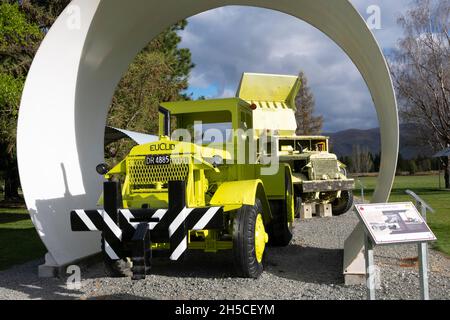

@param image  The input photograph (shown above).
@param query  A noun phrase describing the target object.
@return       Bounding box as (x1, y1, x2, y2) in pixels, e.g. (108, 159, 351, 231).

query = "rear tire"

(331, 190, 354, 216)
(267, 201, 292, 246)
(294, 195, 302, 219)
(232, 199, 267, 278)
(101, 238, 132, 278)
(267, 171, 294, 246)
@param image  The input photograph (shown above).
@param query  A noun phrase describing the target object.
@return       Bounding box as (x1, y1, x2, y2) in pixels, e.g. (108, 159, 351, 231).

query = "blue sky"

(179, 0, 413, 132)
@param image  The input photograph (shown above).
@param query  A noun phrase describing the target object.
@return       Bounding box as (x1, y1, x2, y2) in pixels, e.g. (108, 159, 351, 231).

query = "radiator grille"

(127, 156, 189, 190)
(311, 159, 339, 180)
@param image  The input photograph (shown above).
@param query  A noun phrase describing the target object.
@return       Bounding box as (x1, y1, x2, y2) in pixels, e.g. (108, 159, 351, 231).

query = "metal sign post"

(364, 233, 376, 300)
(357, 179, 365, 203)
(418, 241, 429, 300)
(405, 190, 435, 300)
(355, 199, 436, 300)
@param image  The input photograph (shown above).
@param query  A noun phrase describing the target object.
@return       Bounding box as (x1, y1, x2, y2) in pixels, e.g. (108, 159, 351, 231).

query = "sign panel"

(355, 202, 436, 245)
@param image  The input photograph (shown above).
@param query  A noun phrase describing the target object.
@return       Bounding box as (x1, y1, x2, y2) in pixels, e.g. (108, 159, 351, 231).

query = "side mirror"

(95, 163, 109, 175)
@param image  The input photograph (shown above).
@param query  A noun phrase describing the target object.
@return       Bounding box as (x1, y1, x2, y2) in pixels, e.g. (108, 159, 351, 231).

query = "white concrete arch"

(17, 0, 398, 276)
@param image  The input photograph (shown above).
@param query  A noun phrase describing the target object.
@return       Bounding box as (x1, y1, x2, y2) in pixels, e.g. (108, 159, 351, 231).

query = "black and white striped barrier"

(70, 181, 224, 279)
(71, 206, 224, 260)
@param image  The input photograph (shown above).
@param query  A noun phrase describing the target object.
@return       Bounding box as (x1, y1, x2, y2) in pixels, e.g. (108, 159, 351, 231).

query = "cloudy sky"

(179, 0, 412, 132)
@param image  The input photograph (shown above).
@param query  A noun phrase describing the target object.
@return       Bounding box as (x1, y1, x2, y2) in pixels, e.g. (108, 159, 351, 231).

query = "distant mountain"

(325, 124, 431, 160)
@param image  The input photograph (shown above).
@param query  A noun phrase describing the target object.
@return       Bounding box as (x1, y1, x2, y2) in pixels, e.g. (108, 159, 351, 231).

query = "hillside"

(325, 124, 432, 160)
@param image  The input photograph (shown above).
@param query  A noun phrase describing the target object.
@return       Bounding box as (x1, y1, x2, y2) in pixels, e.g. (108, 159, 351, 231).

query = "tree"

(407, 159, 418, 175)
(0, 2, 42, 201)
(0, 72, 24, 199)
(351, 145, 373, 173)
(391, 0, 450, 187)
(339, 155, 353, 173)
(421, 158, 432, 172)
(0, 1, 72, 201)
(0, 1, 194, 199)
(373, 152, 381, 172)
(295, 71, 323, 135)
(18, 0, 71, 29)
(106, 21, 194, 163)
(0, 0, 67, 77)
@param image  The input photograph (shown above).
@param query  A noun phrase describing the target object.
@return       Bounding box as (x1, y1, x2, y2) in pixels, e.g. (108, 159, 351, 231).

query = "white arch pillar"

(17, 0, 398, 280)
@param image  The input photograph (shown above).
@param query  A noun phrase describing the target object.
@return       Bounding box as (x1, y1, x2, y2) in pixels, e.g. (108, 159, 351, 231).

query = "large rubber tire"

(101, 238, 132, 278)
(331, 190, 354, 216)
(294, 195, 302, 219)
(232, 199, 266, 279)
(267, 172, 294, 246)
(267, 201, 293, 246)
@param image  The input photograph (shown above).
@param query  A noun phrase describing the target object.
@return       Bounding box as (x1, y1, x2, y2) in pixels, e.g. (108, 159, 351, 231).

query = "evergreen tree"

(295, 71, 323, 135)
(373, 152, 381, 172)
(408, 160, 418, 175)
(106, 21, 194, 162)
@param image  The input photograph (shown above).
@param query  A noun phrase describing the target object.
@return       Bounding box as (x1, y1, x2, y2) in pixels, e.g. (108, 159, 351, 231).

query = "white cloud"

(219, 88, 235, 98)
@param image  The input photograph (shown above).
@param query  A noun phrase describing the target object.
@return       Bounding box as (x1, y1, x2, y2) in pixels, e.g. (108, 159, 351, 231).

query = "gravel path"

(1, 209, 449, 300)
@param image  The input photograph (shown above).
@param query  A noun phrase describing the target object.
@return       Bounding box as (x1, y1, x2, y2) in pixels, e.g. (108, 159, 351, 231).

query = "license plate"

(145, 155, 171, 165)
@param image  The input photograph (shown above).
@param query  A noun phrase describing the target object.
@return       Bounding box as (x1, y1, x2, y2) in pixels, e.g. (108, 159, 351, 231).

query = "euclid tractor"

(71, 73, 354, 280)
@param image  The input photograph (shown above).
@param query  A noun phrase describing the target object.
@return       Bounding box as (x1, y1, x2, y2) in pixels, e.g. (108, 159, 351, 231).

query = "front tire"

(331, 190, 354, 216)
(232, 199, 268, 278)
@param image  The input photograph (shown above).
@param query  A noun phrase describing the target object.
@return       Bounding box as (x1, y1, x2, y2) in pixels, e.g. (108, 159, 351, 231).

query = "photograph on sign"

(355, 203, 437, 245)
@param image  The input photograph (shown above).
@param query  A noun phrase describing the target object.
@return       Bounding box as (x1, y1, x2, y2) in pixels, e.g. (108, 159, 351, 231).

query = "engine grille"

(311, 159, 339, 180)
(126, 156, 190, 190)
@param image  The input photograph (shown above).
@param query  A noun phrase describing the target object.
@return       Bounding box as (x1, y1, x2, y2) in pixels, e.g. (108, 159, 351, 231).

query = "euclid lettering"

(150, 143, 176, 152)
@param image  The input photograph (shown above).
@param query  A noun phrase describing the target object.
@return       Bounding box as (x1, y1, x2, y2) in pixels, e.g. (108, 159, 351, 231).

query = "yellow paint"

(236, 73, 301, 110)
(210, 180, 263, 207)
(254, 213, 268, 263)
(151, 233, 233, 252)
(236, 73, 302, 136)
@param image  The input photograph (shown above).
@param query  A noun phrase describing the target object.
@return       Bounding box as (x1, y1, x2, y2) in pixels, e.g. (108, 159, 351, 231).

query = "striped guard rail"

(70, 206, 224, 261)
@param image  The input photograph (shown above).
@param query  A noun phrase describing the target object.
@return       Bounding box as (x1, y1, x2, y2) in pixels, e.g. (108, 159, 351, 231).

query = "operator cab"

(297, 136, 329, 153)
(278, 136, 329, 156)
(159, 98, 253, 146)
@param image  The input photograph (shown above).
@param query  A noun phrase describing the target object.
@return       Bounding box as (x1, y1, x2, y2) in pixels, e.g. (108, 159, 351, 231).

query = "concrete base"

(344, 274, 366, 286)
(317, 203, 332, 217)
(343, 222, 367, 286)
(38, 264, 64, 278)
(300, 203, 313, 219)
(38, 252, 102, 278)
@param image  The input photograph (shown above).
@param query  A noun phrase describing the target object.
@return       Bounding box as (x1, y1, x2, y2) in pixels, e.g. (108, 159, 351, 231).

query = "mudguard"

(210, 180, 272, 222)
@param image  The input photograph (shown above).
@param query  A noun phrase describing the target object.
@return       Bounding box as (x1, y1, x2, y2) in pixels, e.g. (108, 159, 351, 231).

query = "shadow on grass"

(0, 227, 46, 270)
(0, 213, 32, 224)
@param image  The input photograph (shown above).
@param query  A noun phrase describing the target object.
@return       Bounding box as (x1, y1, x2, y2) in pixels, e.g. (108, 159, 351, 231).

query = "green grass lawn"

(0, 178, 46, 270)
(0, 176, 46, 270)
(0, 207, 46, 270)
(357, 174, 450, 256)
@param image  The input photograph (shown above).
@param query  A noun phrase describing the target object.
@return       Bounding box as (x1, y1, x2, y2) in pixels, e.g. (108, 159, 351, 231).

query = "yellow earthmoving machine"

(71, 73, 354, 279)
